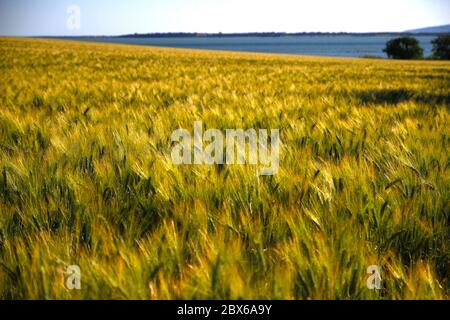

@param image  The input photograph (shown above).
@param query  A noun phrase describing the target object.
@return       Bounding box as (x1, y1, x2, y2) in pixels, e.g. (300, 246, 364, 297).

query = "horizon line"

(6, 30, 449, 38)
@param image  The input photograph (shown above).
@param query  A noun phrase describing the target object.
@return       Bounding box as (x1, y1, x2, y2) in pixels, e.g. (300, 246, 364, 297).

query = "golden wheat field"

(0, 37, 449, 299)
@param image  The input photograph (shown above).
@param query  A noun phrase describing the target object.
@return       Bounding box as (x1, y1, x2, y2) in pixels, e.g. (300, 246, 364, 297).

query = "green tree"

(383, 37, 424, 60)
(431, 34, 450, 60)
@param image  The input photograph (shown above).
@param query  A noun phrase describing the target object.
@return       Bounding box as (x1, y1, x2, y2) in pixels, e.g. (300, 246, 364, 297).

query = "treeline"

(384, 35, 450, 60)
(117, 32, 446, 38)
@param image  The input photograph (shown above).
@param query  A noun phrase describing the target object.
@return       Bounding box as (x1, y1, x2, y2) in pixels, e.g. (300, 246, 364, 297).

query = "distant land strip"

(41, 31, 449, 39)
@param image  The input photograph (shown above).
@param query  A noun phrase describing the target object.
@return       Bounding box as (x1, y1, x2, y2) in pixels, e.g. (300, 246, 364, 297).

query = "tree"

(383, 37, 424, 60)
(431, 34, 450, 60)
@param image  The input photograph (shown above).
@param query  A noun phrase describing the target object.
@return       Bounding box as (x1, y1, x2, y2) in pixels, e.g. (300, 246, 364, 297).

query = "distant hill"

(405, 24, 450, 34)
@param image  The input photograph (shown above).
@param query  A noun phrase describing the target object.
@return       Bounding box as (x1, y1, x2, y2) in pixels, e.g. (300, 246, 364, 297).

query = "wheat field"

(0, 37, 449, 299)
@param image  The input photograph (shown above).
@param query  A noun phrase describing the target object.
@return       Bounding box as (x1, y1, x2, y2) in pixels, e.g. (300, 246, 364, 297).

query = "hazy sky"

(0, 0, 449, 36)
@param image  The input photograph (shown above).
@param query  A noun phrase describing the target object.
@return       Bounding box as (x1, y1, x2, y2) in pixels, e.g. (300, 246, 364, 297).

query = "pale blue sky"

(0, 0, 449, 36)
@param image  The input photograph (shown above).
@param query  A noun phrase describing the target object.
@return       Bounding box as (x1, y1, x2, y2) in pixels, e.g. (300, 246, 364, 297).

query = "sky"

(0, 0, 449, 36)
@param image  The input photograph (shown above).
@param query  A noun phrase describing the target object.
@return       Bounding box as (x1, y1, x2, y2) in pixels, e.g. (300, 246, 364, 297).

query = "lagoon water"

(66, 35, 435, 58)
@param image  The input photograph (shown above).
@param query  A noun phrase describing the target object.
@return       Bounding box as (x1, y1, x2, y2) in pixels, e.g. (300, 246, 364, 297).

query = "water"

(64, 35, 436, 58)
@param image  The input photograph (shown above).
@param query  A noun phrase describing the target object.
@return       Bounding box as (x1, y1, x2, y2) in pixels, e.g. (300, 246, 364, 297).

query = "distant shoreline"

(37, 33, 437, 59)
(42, 32, 448, 39)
